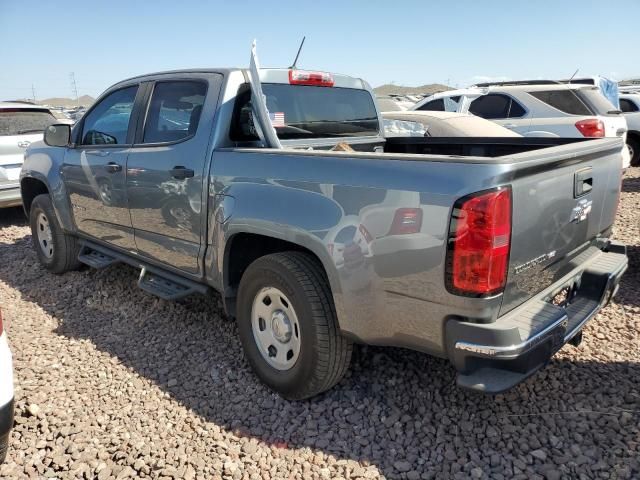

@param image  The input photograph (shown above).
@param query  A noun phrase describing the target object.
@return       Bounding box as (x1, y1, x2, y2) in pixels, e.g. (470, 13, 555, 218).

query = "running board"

(137, 267, 202, 301)
(78, 246, 119, 269)
(77, 240, 208, 301)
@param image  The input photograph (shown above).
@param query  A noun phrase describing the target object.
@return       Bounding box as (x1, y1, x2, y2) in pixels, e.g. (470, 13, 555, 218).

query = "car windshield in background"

(0, 109, 56, 136)
(232, 84, 379, 140)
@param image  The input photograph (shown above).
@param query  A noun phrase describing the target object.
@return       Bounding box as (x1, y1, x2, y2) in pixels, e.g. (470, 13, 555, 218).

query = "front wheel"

(29, 194, 81, 273)
(628, 137, 639, 167)
(236, 252, 352, 400)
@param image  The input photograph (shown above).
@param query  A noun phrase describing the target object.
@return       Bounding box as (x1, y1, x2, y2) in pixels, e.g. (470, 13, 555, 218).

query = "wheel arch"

(222, 230, 344, 322)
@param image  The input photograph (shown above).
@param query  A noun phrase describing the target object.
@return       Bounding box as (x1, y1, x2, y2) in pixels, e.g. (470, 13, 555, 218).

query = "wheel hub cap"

(251, 287, 301, 371)
(36, 212, 54, 259)
(271, 311, 292, 343)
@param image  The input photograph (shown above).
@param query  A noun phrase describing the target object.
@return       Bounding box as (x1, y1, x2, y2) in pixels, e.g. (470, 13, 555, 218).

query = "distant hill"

(10, 95, 96, 107)
(38, 95, 95, 107)
(374, 83, 451, 96)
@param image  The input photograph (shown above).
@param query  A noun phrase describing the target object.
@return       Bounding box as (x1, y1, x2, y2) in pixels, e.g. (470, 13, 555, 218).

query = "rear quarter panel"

(208, 149, 517, 356)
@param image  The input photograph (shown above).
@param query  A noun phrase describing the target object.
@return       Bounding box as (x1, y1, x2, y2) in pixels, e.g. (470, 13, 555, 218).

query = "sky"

(1, 0, 639, 101)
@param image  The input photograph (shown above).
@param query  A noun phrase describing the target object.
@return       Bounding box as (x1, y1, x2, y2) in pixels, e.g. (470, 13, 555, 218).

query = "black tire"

(0, 433, 8, 464)
(29, 194, 81, 273)
(628, 136, 640, 167)
(236, 252, 352, 400)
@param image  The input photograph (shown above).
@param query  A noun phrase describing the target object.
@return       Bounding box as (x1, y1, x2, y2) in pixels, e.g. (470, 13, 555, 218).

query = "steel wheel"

(36, 212, 54, 258)
(251, 286, 301, 371)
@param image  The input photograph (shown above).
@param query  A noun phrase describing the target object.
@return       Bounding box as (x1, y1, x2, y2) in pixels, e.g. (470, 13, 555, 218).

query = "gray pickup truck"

(20, 65, 627, 399)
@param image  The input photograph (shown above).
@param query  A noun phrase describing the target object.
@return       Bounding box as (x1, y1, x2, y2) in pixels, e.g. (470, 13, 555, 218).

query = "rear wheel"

(236, 252, 352, 400)
(29, 194, 81, 273)
(628, 136, 640, 166)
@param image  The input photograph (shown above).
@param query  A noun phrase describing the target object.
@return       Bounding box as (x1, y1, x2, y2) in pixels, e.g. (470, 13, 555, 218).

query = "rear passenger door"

(469, 93, 529, 135)
(126, 74, 222, 275)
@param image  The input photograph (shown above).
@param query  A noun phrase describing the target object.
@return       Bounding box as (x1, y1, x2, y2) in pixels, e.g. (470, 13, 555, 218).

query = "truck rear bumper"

(446, 241, 628, 394)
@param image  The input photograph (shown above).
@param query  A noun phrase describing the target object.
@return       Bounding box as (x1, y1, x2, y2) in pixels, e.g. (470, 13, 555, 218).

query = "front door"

(126, 77, 220, 275)
(62, 85, 141, 251)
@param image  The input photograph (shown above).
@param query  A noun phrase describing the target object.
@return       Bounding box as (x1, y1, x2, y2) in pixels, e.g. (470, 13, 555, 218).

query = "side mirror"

(44, 124, 71, 147)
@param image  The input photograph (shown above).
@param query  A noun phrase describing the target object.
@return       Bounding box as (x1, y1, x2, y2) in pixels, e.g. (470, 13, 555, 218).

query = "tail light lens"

(288, 70, 334, 87)
(388, 208, 423, 235)
(575, 119, 605, 138)
(446, 188, 512, 296)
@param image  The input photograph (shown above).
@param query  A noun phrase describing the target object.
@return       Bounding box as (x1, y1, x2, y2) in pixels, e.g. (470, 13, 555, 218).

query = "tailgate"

(499, 138, 623, 316)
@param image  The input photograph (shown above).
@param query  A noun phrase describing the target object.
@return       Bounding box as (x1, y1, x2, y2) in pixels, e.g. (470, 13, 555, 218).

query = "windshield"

(0, 109, 56, 136)
(231, 84, 379, 141)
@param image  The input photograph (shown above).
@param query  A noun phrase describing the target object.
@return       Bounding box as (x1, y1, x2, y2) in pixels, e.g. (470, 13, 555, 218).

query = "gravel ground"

(0, 169, 638, 480)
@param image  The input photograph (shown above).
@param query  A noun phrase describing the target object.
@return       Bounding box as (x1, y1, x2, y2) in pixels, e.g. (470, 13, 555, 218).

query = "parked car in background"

(383, 110, 520, 137)
(412, 81, 630, 168)
(0, 102, 57, 208)
(0, 308, 14, 464)
(50, 109, 75, 125)
(20, 60, 627, 399)
(619, 92, 640, 165)
(411, 87, 488, 113)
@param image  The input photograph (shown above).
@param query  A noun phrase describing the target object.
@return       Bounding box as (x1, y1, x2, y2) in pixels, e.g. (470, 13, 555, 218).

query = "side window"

(143, 81, 207, 144)
(81, 86, 138, 145)
(508, 99, 526, 118)
(417, 99, 444, 111)
(469, 94, 511, 119)
(620, 98, 639, 113)
(527, 90, 591, 115)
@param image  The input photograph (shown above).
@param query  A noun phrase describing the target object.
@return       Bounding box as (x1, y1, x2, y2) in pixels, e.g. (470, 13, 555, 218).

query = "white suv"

(619, 92, 640, 166)
(412, 82, 630, 167)
(0, 308, 14, 464)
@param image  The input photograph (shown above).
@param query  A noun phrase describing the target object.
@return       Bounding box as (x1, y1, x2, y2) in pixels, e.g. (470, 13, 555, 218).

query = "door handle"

(503, 123, 517, 128)
(106, 162, 122, 173)
(170, 166, 194, 179)
(86, 150, 111, 157)
(574, 167, 593, 197)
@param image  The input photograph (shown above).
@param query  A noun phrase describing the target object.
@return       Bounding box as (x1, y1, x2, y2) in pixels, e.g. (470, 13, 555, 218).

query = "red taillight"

(288, 69, 334, 87)
(575, 119, 605, 138)
(446, 188, 512, 296)
(388, 208, 423, 235)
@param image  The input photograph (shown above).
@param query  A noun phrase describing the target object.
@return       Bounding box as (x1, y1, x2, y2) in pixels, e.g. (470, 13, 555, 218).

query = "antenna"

(31, 84, 36, 104)
(568, 68, 579, 84)
(289, 36, 306, 69)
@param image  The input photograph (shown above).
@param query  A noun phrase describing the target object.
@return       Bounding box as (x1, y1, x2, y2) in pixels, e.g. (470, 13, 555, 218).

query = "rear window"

(577, 88, 620, 116)
(0, 109, 56, 136)
(231, 84, 379, 141)
(528, 89, 593, 115)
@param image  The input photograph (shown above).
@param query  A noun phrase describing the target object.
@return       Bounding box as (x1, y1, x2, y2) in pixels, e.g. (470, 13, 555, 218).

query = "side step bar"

(78, 245, 119, 269)
(78, 240, 208, 301)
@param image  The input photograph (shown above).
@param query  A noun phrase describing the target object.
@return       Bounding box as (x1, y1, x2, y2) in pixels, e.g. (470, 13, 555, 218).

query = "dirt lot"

(0, 169, 638, 480)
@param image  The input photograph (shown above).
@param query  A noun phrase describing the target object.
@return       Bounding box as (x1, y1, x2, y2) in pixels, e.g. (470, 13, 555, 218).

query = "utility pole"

(31, 84, 36, 104)
(70, 72, 79, 107)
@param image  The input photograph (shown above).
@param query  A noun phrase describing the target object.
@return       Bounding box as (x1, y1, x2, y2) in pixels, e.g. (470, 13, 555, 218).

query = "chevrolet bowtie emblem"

(570, 198, 592, 224)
